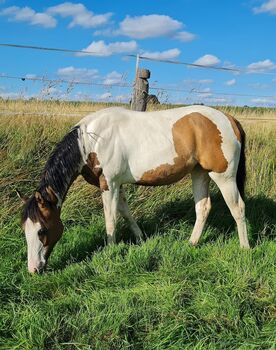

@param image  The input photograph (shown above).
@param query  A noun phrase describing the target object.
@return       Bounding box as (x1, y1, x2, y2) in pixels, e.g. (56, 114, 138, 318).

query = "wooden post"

(131, 68, 150, 111)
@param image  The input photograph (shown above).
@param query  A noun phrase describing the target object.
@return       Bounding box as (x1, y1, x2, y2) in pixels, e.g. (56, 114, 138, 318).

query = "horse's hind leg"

(118, 187, 143, 242)
(209, 172, 249, 248)
(189, 167, 211, 246)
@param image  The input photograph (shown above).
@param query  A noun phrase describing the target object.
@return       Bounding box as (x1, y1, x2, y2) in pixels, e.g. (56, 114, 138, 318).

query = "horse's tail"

(235, 120, 246, 200)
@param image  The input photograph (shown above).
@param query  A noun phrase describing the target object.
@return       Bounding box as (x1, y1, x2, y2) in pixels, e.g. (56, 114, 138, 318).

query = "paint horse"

(18, 105, 250, 273)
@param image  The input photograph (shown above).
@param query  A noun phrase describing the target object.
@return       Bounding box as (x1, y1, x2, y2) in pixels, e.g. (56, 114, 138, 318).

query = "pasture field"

(0, 99, 275, 349)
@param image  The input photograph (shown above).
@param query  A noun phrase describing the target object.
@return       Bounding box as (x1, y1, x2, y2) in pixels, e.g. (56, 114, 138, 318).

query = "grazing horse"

(18, 105, 250, 273)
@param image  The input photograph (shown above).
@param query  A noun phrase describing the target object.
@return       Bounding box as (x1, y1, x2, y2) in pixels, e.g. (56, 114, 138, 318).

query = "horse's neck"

(38, 127, 84, 206)
(38, 165, 81, 208)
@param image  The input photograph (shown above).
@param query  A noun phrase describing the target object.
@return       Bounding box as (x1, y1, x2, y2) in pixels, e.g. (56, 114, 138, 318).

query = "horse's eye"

(38, 228, 47, 237)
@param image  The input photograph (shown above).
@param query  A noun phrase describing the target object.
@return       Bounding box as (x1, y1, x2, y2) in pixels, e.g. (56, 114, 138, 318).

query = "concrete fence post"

(131, 68, 150, 111)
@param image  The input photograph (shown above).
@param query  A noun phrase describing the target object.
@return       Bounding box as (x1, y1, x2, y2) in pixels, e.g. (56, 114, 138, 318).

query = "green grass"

(0, 102, 275, 349)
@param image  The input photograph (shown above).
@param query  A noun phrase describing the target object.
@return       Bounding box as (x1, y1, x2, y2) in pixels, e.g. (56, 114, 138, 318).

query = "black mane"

(38, 126, 82, 199)
(22, 126, 82, 223)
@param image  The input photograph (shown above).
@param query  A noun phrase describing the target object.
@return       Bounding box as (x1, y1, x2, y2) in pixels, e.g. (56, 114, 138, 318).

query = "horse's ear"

(35, 191, 45, 206)
(15, 189, 28, 204)
(46, 186, 58, 204)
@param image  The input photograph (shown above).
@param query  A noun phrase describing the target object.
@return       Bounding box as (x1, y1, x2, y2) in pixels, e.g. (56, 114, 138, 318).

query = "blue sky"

(0, 0, 275, 106)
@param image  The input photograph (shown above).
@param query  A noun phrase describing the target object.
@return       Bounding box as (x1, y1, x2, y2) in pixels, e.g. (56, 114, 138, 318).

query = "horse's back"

(79, 106, 243, 185)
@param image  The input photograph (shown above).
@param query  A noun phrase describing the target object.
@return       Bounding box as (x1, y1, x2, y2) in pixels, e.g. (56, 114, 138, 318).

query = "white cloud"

(0, 6, 56, 28)
(0, 3, 112, 29)
(185, 79, 213, 84)
(25, 74, 37, 79)
(206, 97, 233, 105)
(247, 59, 276, 73)
(0, 91, 25, 99)
(95, 14, 196, 42)
(253, 0, 276, 14)
(225, 78, 236, 86)
(251, 97, 276, 105)
(196, 88, 213, 99)
(193, 54, 221, 67)
(118, 15, 182, 39)
(191, 93, 233, 105)
(57, 66, 99, 80)
(103, 71, 123, 85)
(141, 48, 181, 60)
(113, 94, 131, 103)
(98, 92, 112, 100)
(78, 40, 138, 56)
(95, 27, 196, 43)
(173, 31, 197, 42)
(40, 86, 59, 95)
(273, 78, 276, 82)
(96, 92, 130, 103)
(56, 67, 126, 88)
(47, 2, 112, 28)
(72, 91, 92, 101)
(201, 87, 212, 93)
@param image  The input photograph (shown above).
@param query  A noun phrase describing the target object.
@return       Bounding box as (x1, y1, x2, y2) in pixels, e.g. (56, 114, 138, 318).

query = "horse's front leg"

(101, 179, 120, 244)
(118, 187, 143, 243)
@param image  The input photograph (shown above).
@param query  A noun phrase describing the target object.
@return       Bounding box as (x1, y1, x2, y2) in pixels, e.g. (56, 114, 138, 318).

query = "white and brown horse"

(18, 105, 249, 273)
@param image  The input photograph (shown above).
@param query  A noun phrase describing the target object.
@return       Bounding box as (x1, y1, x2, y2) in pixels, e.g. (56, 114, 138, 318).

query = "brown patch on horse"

(99, 174, 109, 192)
(25, 191, 64, 258)
(175, 113, 228, 173)
(81, 152, 109, 191)
(81, 164, 100, 187)
(38, 205, 63, 257)
(137, 158, 195, 186)
(81, 152, 102, 187)
(87, 152, 102, 177)
(137, 112, 228, 185)
(225, 114, 242, 142)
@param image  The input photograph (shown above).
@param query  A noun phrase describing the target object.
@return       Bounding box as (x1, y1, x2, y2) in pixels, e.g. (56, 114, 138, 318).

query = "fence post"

(131, 68, 151, 111)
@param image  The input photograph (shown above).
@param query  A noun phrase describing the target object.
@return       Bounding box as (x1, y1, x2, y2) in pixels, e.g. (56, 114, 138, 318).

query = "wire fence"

(0, 42, 276, 107)
(2, 43, 276, 75)
(0, 43, 241, 72)
(0, 73, 132, 88)
(1, 73, 275, 99)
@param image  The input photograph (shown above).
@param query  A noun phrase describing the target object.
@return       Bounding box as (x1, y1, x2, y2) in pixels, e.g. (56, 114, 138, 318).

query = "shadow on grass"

(51, 193, 275, 271)
(119, 193, 276, 247)
(50, 227, 106, 271)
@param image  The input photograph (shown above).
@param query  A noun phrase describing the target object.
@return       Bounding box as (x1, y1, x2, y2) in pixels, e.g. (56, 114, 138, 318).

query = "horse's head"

(17, 187, 64, 273)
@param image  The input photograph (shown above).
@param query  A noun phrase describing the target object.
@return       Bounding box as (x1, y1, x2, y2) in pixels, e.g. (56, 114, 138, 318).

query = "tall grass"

(0, 100, 275, 349)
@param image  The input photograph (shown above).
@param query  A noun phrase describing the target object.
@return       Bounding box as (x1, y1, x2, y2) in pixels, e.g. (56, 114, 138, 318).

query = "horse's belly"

(135, 156, 196, 186)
